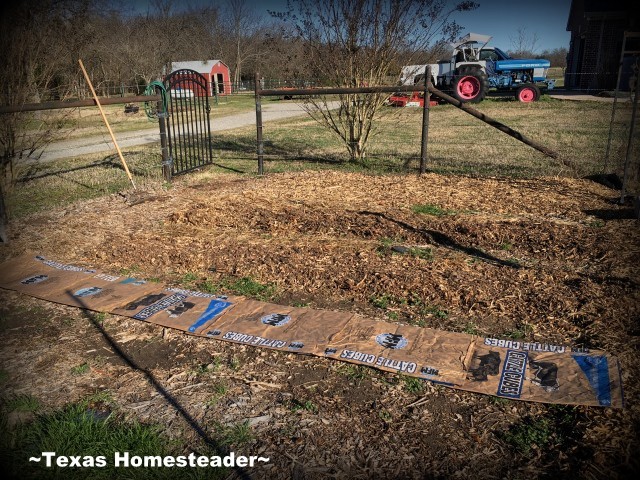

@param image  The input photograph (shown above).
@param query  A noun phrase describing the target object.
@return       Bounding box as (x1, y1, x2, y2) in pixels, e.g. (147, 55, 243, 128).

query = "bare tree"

(225, 0, 264, 87)
(0, 0, 96, 235)
(277, 0, 477, 163)
(508, 27, 540, 58)
(539, 47, 568, 69)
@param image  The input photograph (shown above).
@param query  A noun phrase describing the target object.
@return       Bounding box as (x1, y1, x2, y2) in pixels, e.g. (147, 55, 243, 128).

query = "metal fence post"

(255, 72, 264, 175)
(157, 94, 172, 182)
(420, 66, 431, 175)
(620, 81, 639, 205)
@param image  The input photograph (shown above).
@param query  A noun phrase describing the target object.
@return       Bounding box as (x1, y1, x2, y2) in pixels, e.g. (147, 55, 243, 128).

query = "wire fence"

(206, 91, 636, 199)
(604, 95, 640, 202)
(6, 78, 639, 209)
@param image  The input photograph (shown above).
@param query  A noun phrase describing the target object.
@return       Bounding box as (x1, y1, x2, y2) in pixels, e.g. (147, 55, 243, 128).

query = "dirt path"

(31, 101, 321, 162)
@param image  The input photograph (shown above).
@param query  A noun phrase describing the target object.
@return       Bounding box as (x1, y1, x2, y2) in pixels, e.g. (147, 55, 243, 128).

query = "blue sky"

(132, 0, 572, 52)
(448, 0, 572, 52)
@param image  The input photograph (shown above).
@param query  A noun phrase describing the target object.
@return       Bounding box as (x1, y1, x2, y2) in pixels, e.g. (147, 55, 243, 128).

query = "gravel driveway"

(32, 101, 321, 162)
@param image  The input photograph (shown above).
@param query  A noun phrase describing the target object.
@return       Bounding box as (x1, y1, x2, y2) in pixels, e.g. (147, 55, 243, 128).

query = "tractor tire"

(515, 84, 541, 103)
(452, 65, 488, 103)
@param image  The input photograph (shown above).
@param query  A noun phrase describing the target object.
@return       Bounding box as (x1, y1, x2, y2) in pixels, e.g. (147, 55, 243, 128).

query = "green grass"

(70, 362, 90, 376)
(337, 364, 368, 384)
(402, 376, 425, 394)
(500, 407, 583, 458)
(195, 275, 277, 300)
(370, 293, 397, 310)
(119, 265, 142, 276)
(412, 204, 456, 216)
(5, 394, 40, 413)
(423, 305, 448, 319)
(228, 356, 241, 371)
(215, 420, 254, 447)
(406, 246, 434, 260)
(463, 321, 480, 335)
(505, 323, 533, 340)
(0, 398, 225, 479)
(501, 417, 553, 456)
(189, 363, 212, 376)
(17, 94, 257, 143)
(181, 272, 199, 286)
(6, 96, 633, 221)
(7, 145, 164, 218)
(289, 399, 318, 414)
(378, 410, 392, 422)
(205, 383, 228, 406)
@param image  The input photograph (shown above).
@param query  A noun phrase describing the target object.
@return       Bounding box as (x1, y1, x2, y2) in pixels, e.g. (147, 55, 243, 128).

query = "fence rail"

(253, 71, 559, 177)
(0, 95, 161, 114)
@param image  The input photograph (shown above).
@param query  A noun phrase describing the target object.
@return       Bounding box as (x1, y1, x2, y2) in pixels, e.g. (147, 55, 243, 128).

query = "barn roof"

(170, 60, 228, 73)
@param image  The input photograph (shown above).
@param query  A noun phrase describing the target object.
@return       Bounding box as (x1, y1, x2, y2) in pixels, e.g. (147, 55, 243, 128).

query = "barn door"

(164, 69, 213, 176)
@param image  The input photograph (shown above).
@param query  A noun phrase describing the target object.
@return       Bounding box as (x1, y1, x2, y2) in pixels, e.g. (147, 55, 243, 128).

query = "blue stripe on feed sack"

(573, 354, 611, 407)
(188, 299, 233, 333)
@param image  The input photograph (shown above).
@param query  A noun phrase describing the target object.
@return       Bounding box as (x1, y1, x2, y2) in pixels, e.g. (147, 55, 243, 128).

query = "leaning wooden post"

(420, 66, 431, 175)
(427, 84, 559, 159)
(78, 59, 136, 189)
(254, 72, 265, 175)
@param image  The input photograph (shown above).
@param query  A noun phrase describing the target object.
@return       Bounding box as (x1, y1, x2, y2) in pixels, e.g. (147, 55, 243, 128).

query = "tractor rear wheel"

(515, 84, 541, 103)
(453, 66, 488, 103)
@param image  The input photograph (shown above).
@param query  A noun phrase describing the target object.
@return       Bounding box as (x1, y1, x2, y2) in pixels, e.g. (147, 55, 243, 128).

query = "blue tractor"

(402, 33, 555, 103)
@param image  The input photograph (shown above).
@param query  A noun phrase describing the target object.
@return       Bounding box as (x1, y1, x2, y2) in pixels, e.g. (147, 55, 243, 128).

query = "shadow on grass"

(424, 157, 542, 179)
(19, 151, 149, 185)
(584, 173, 623, 190)
(73, 293, 252, 480)
(359, 211, 521, 268)
(213, 137, 347, 166)
(213, 137, 427, 175)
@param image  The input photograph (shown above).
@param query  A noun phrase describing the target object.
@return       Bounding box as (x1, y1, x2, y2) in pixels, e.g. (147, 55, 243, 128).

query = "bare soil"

(1, 170, 638, 479)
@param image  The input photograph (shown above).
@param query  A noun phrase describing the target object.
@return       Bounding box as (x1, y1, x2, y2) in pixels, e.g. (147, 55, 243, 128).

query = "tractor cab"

(451, 33, 493, 63)
(478, 47, 511, 62)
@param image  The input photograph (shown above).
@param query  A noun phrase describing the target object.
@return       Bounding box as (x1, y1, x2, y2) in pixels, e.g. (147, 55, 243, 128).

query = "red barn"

(170, 60, 232, 96)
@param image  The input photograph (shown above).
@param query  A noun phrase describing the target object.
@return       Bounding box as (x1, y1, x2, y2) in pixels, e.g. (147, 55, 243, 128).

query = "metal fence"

(604, 92, 639, 206)
(251, 71, 558, 177)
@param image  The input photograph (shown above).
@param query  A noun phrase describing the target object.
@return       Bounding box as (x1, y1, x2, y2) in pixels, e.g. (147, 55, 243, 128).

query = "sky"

(448, 0, 572, 52)
(132, 0, 572, 52)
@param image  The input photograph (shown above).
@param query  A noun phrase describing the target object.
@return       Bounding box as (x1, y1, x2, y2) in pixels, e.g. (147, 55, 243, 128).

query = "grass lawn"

(6, 94, 636, 219)
(17, 93, 258, 143)
(1, 92, 638, 480)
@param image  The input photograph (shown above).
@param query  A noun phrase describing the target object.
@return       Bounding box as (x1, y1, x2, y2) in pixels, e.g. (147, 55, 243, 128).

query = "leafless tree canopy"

(0, 0, 568, 174)
(273, 0, 479, 162)
(508, 27, 540, 58)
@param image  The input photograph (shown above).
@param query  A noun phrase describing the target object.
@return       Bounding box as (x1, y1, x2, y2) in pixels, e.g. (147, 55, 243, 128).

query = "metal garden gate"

(163, 69, 213, 177)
